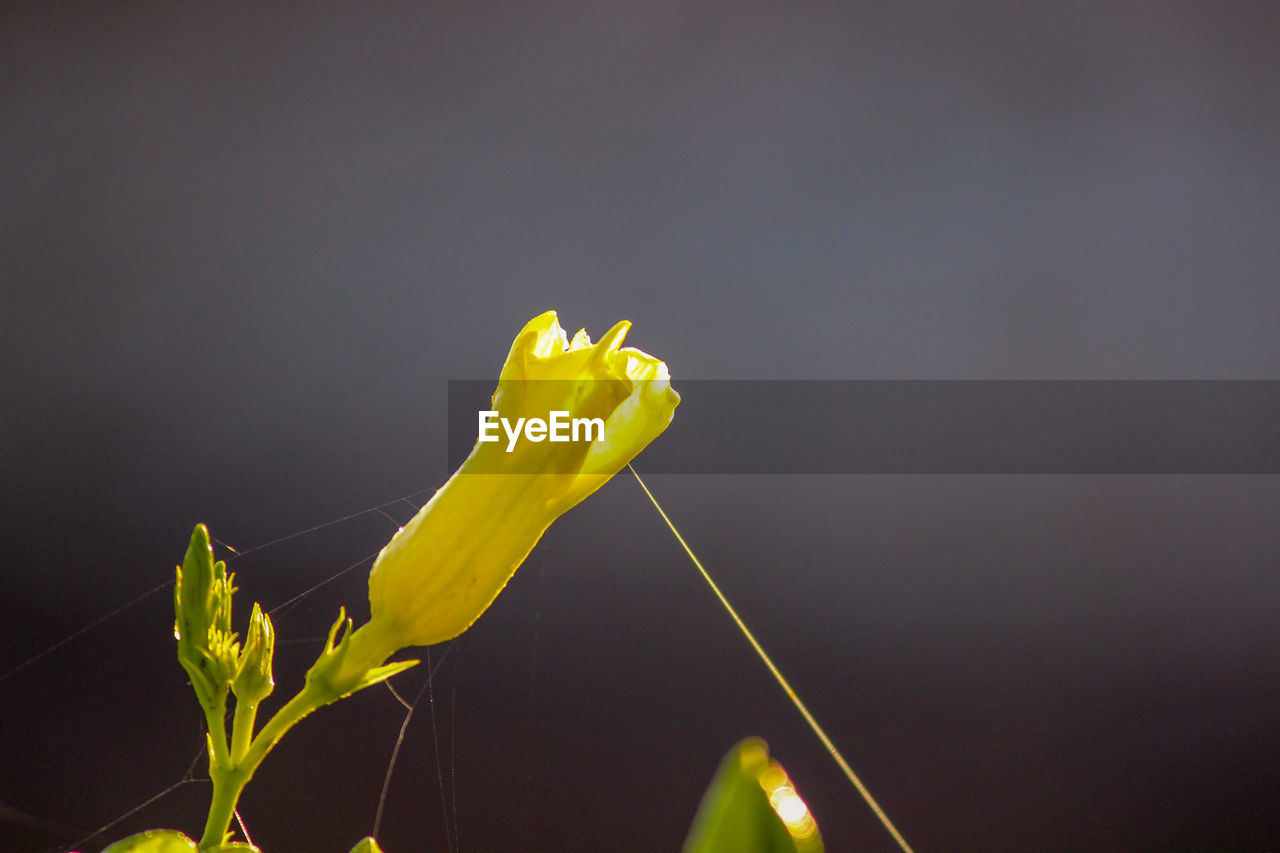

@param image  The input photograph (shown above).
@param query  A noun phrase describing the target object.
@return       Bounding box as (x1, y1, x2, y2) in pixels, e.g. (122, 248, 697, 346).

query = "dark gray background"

(2, 3, 1278, 851)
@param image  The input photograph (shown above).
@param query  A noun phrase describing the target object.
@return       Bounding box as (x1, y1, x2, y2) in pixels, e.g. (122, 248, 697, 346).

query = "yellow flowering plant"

(106, 312, 681, 853)
(103, 311, 824, 853)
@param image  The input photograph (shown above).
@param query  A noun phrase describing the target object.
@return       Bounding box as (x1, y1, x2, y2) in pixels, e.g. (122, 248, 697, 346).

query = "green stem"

(203, 693, 230, 769)
(242, 682, 327, 769)
(200, 763, 251, 851)
(196, 620, 401, 850)
(198, 682, 332, 850)
(229, 697, 259, 765)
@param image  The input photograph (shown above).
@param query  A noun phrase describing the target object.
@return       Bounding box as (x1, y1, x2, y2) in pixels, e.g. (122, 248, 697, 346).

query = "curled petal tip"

(596, 320, 630, 353)
(569, 328, 592, 350)
(508, 311, 569, 365)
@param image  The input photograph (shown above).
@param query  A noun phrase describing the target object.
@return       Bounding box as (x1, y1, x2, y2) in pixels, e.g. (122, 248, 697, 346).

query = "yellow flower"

(345, 311, 678, 667)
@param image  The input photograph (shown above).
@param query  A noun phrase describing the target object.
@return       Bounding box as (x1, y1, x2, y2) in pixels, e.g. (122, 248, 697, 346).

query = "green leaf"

(347, 838, 385, 853)
(683, 738, 823, 853)
(351, 657, 419, 693)
(100, 829, 198, 853)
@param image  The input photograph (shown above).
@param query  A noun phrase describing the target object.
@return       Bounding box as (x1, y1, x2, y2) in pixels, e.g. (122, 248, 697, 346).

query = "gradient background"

(3, 3, 1278, 851)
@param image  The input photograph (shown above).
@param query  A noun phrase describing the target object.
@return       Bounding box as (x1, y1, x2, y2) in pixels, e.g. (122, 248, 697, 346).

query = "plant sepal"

(304, 608, 418, 702)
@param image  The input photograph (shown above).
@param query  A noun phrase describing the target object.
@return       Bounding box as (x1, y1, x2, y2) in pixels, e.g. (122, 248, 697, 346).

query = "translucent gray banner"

(448, 380, 1280, 474)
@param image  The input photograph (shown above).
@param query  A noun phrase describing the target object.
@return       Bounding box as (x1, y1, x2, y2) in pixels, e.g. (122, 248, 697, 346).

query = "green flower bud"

(174, 524, 240, 707)
(232, 603, 275, 705)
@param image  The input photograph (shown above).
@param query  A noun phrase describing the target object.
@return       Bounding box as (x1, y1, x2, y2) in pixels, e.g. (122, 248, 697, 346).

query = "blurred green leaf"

(347, 838, 385, 853)
(98, 828, 261, 853)
(100, 829, 198, 853)
(683, 738, 823, 853)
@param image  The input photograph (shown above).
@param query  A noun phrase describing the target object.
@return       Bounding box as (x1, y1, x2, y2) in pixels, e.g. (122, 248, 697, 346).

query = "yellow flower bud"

(362, 311, 678, 654)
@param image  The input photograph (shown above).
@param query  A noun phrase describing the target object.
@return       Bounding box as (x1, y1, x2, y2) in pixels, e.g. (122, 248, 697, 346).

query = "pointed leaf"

(683, 738, 823, 853)
(353, 658, 419, 693)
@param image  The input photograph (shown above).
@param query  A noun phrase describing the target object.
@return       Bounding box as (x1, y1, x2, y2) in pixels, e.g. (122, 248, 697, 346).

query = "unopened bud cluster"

(174, 524, 277, 710)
